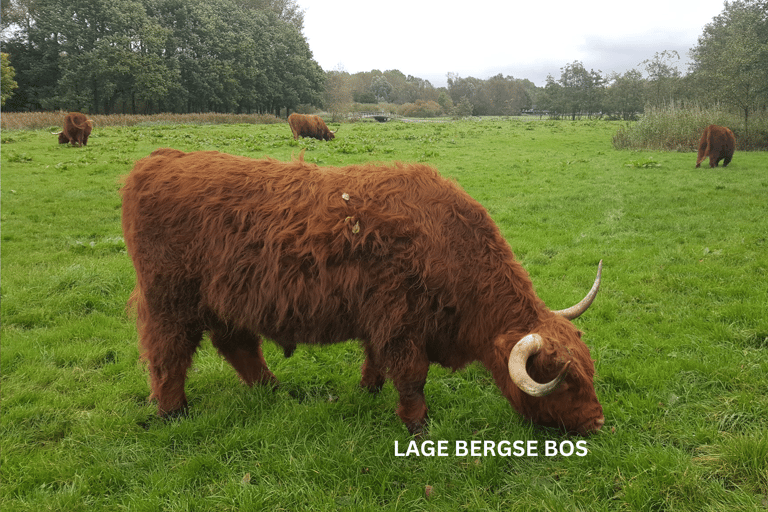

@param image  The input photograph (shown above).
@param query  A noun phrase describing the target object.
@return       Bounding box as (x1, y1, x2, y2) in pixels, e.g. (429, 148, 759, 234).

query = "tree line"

(2, 0, 766, 125)
(324, 0, 767, 125)
(1, 0, 323, 115)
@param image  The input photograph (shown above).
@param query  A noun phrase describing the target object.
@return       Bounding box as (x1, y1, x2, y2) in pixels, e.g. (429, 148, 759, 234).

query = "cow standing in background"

(696, 124, 735, 168)
(57, 112, 93, 147)
(288, 113, 336, 141)
(121, 149, 605, 436)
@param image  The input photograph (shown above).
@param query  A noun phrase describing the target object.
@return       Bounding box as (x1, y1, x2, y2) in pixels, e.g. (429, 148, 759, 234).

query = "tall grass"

(612, 103, 768, 151)
(0, 111, 284, 131)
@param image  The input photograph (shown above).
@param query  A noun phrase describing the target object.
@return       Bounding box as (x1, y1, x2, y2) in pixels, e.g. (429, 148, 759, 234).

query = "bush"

(398, 100, 443, 118)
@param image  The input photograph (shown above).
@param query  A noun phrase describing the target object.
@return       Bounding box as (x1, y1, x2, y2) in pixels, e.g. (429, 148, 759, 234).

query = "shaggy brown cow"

(288, 113, 336, 141)
(696, 124, 735, 168)
(57, 112, 93, 147)
(121, 149, 605, 435)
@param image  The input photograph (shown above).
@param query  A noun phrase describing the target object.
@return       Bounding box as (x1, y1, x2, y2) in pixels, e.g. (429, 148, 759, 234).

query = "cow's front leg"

(388, 345, 430, 436)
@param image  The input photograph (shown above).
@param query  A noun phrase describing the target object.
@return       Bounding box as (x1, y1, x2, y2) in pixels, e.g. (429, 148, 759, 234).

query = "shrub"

(398, 100, 443, 118)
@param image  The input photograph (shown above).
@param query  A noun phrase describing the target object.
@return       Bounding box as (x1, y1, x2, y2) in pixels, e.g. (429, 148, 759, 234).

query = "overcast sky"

(299, 0, 727, 87)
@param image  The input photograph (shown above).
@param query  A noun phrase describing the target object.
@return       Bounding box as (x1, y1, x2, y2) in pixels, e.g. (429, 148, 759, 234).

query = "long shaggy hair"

(288, 113, 335, 141)
(121, 149, 602, 434)
(59, 112, 92, 146)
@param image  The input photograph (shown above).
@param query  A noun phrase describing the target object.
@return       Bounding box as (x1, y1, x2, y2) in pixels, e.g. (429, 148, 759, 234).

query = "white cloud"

(299, 0, 725, 86)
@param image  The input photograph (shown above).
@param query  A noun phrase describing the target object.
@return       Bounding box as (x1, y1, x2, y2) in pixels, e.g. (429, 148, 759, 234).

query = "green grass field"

(2, 117, 767, 511)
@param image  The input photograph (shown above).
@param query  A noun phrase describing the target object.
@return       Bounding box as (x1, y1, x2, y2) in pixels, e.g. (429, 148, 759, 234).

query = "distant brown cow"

(57, 112, 93, 147)
(288, 113, 336, 141)
(121, 149, 605, 435)
(696, 124, 734, 168)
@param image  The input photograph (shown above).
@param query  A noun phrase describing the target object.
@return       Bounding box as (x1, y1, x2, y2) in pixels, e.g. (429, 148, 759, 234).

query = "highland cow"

(57, 112, 93, 147)
(696, 124, 735, 168)
(288, 113, 336, 141)
(121, 149, 604, 435)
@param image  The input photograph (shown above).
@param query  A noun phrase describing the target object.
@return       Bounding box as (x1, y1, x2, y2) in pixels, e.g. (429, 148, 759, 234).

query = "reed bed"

(1, 111, 284, 131)
(612, 103, 768, 151)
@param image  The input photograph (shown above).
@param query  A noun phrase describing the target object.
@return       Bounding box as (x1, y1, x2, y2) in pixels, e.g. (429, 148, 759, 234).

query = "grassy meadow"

(2, 116, 767, 511)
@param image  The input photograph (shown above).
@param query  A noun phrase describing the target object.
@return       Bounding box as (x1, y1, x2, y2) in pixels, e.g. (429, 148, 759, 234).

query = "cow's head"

(57, 132, 68, 144)
(492, 261, 604, 435)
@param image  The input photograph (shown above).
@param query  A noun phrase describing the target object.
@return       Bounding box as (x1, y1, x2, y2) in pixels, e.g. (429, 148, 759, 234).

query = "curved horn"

(508, 334, 570, 397)
(552, 260, 603, 320)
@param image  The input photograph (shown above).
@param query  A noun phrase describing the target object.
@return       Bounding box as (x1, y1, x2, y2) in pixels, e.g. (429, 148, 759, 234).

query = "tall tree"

(234, 0, 304, 32)
(639, 50, 682, 107)
(556, 61, 604, 119)
(2, 0, 324, 113)
(604, 70, 644, 120)
(370, 75, 393, 103)
(446, 73, 483, 114)
(324, 66, 352, 121)
(689, 0, 768, 134)
(1, 52, 19, 105)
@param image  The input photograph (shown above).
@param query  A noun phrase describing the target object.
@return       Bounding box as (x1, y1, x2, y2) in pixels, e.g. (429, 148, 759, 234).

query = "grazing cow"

(57, 112, 93, 147)
(121, 149, 605, 435)
(696, 124, 735, 168)
(288, 113, 336, 141)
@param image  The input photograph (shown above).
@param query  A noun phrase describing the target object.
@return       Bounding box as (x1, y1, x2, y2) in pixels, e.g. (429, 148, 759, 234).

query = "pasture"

(2, 117, 767, 511)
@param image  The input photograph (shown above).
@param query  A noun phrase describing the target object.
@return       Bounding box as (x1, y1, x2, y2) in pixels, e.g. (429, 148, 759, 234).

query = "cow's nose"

(579, 416, 604, 435)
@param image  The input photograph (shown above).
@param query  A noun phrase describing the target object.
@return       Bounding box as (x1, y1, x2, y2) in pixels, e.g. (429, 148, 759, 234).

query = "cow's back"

(121, 151, 518, 347)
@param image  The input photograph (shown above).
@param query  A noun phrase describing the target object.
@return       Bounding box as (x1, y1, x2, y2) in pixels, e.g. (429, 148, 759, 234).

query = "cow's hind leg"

(209, 323, 278, 388)
(138, 313, 204, 417)
(387, 342, 430, 436)
(360, 344, 386, 393)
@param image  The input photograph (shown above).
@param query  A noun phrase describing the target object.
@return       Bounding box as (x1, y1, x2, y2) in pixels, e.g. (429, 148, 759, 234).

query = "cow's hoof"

(406, 419, 428, 438)
(158, 404, 189, 421)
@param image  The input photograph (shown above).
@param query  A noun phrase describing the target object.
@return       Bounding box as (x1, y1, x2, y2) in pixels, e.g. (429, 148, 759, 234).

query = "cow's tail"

(126, 283, 142, 318)
(72, 117, 94, 130)
(291, 148, 307, 162)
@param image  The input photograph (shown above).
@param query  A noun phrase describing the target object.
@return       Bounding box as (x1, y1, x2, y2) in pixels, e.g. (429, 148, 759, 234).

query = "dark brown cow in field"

(121, 149, 605, 435)
(57, 112, 93, 147)
(288, 113, 336, 141)
(696, 124, 735, 168)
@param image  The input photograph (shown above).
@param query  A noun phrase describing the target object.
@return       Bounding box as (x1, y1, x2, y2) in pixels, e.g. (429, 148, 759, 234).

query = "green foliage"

(624, 157, 661, 168)
(452, 96, 474, 118)
(397, 99, 443, 118)
(689, 0, 768, 132)
(2, 118, 768, 510)
(639, 50, 683, 107)
(3, 0, 323, 114)
(370, 75, 393, 103)
(539, 61, 605, 120)
(604, 70, 644, 120)
(1, 52, 18, 105)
